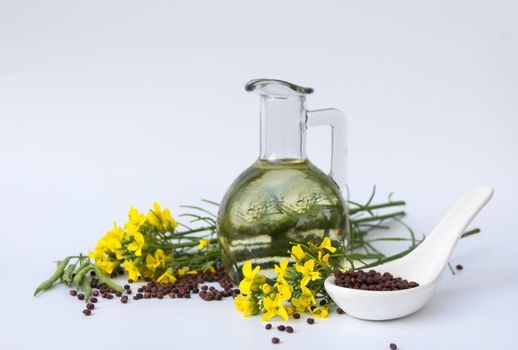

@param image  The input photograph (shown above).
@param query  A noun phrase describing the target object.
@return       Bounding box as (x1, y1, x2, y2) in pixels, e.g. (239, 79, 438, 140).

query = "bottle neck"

(259, 95, 307, 161)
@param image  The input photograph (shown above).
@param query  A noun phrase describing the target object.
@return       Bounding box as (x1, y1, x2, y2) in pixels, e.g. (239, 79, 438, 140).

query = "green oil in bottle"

(217, 159, 349, 282)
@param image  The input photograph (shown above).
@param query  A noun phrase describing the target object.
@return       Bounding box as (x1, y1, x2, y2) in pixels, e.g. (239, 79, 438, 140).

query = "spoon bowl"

(325, 187, 494, 320)
(325, 276, 437, 320)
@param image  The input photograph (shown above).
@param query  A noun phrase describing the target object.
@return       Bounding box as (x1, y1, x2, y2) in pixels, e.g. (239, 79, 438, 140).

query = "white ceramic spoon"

(324, 187, 494, 321)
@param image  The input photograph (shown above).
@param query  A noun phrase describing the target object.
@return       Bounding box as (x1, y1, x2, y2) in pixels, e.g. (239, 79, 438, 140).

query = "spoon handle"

(410, 187, 494, 281)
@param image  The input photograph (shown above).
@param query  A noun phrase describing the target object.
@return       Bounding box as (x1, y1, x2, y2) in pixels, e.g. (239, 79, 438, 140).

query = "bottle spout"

(248, 79, 310, 161)
(245, 79, 313, 98)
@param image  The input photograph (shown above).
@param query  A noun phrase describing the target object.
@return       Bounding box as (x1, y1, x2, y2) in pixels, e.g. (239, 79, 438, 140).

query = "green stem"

(170, 226, 216, 236)
(461, 228, 480, 238)
(352, 211, 406, 224)
(357, 245, 418, 269)
(349, 201, 406, 215)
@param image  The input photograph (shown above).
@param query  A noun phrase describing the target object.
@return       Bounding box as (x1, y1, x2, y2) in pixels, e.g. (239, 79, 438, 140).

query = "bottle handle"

(306, 108, 348, 197)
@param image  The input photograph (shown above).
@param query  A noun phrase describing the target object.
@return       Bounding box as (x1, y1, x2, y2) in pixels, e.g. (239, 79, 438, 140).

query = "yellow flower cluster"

(234, 237, 339, 321)
(88, 222, 125, 274)
(88, 203, 181, 282)
(147, 203, 178, 233)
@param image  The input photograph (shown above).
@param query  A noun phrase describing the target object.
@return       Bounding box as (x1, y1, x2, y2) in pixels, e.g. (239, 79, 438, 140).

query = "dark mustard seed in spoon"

(334, 269, 419, 291)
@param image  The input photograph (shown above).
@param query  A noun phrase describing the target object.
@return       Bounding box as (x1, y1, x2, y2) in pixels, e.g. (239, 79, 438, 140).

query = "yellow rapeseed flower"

(261, 283, 273, 295)
(124, 207, 147, 233)
(284, 305, 295, 316)
(295, 259, 320, 287)
(203, 265, 216, 273)
(290, 286, 316, 312)
(160, 208, 177, 230)
(290, 297, 307, 313)
(145, 249, 170, 272)
(275, 282, 292, 301)
(157, 268, 177, 284)
(123, 260, 141, 281)
(147, 202, 178, 233)
(198, 239, 209, 250)
(290, 244, 306, 261)
(95, 222, 125, 260)
(318, 237, 337, 253)
(88, 250, 119, 274)
(239, 261, 263, 296)
(311, 305, 329, 318)
(176, 266, 197, 277)
(318, 251, 330, 266)
(234, 295, 258, 317)
(127, 231, 145, 256)
(262, 293, 289, 321)
(274, 260, 289, 283)
(302, 286, 316, 303)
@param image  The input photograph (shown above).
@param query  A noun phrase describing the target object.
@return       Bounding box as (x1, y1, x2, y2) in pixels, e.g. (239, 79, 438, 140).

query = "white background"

(1, 0, 517, 349)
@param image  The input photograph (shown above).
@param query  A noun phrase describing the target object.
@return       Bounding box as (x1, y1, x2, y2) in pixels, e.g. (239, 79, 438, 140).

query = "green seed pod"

(73, 262, 92, 287)
(57, 260, 64, 284)
(93, 265, 124, 292)
(81, 277, 92, 303)
(34, 257, 72, 296)
(61, 262, 78, 287)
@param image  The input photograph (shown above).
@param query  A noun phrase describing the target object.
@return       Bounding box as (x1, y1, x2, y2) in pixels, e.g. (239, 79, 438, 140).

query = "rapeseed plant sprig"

(35, 189, 480, 308)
